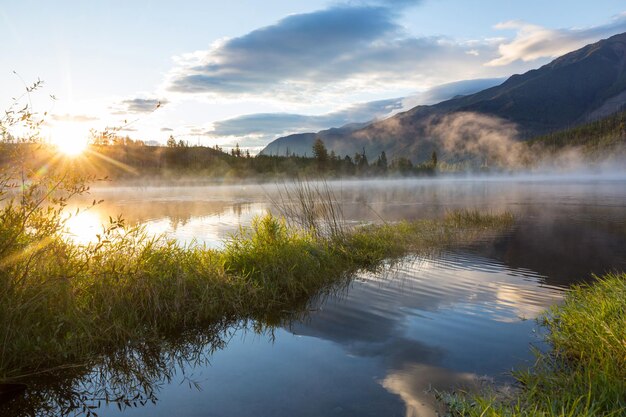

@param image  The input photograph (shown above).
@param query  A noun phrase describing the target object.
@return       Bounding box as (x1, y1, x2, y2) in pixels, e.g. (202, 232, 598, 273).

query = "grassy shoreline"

(0, 209, 513, 381)
(443, 272, 626, 416)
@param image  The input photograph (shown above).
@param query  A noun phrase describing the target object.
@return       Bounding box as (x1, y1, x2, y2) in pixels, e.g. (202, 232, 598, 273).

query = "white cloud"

(165, 5, 497, 100)
(487, 13, 626, 66)
(113, 97, 169, 114)
(165, 4, 626, 103)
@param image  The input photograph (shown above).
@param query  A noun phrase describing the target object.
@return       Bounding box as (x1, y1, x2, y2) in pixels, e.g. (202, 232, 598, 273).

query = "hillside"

(527, 109, 626, 156)
(262, 32, 626, 163)
(260, 123, 366, 157)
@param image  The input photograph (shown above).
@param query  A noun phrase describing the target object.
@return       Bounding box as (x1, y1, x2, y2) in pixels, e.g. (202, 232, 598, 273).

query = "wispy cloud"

(166, 5, 494, 98)
(208, 97, 403, 138)
(400, 77, 504, 108)
(153, 4, 626, 149)
(201, 77, 504, 149)
(51, 113, 98, 122)
(116, 98, 168, 113)
(487, 13, 626, 66)
(166, 4, 626, 101)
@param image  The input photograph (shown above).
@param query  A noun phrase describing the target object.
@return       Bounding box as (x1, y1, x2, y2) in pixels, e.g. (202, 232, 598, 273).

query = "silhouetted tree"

(312, 137, 328, 169)
(376, 151, 388, 173)
(233, 143, 242, 157)
(354, 148, 369, 175)
(391, 157, 413, 175)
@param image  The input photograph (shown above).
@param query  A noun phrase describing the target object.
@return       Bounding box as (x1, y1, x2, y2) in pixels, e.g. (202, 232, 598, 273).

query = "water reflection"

(2, 251, 566, 417)
(64, 198, 266, 248)
(382, 364, 481, 417)
(287, 253, 562, 417)
(64, 210, 104, 245)
(1, 321, 242, 417)
(65, 179, 626, 275)
(5, 177, 625, 416)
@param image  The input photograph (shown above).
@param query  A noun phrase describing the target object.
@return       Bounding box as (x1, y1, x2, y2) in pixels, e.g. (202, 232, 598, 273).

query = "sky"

(2, 0, 626, 152)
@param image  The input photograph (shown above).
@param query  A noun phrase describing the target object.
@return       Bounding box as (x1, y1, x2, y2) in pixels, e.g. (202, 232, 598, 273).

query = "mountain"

(527, 109, 626, 156)
(259, 123, 367, 157)
(262, 32, 626, 162)
(260, 78, 505, 157)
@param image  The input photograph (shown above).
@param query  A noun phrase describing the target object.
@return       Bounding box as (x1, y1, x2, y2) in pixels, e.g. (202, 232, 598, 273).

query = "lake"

(5, 175, 626, 417)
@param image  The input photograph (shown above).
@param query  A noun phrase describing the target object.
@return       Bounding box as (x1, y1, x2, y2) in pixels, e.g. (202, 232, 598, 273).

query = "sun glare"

(64, 209, 104, 244)
(51, 123, 89, 156)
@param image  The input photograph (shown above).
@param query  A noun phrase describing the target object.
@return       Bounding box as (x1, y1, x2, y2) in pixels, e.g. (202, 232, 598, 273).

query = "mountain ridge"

(262, 32, 626, 162)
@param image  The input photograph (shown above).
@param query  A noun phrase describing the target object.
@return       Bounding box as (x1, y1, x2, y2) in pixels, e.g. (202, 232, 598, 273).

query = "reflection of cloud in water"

(291, 253, 562, 347)
(382, 364, 481, 417)
(288, 252, 563, 412)
(48, 179, 625, 417)
(492, 283, 558, 322)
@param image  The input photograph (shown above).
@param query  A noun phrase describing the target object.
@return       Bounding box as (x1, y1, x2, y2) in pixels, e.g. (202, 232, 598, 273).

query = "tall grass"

(269, 178, 346, 240)
(443, 272, 626, 417)
(0, 175, 514, 382)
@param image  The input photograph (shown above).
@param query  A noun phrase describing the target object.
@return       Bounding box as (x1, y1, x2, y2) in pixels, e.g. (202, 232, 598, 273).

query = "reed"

(269, 178, 346, 240)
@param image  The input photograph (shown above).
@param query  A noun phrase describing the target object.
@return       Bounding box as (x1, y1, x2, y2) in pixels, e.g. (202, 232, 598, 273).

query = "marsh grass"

(269, 178, 346, 240)
(442, 272, 626, 417)
(0, 175, 514, 383)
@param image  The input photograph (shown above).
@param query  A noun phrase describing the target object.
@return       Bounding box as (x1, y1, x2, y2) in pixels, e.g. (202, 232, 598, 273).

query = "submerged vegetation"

(443, 272, 626, 417)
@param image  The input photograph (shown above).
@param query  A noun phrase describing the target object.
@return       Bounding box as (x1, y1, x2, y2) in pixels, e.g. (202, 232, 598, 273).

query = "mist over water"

(13, 174, 626, 416)
(67, 174, 626, 285)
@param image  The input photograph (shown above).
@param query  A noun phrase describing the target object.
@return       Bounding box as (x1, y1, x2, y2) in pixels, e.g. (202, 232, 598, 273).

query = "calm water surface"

(6, 176, 626, 417)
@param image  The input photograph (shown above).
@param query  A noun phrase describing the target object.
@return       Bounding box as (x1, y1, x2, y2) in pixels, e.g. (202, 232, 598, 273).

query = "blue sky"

(2, 0, 625, 151)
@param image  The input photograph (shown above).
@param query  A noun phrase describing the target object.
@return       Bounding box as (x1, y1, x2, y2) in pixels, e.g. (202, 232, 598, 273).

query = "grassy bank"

(443, 272, 626, 417)
(0, 201, 513, 381)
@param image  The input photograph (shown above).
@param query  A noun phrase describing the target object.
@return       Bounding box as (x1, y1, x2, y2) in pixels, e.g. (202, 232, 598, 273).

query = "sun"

(51, 123, 89, 156)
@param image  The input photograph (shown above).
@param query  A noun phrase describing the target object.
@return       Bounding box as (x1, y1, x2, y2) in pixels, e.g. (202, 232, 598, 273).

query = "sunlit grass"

(0, 204, 513, 380)
(442, 272, 626, 417)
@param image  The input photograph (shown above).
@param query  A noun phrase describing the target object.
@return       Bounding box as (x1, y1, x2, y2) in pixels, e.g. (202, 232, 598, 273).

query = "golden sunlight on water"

(62, 200, 269, 248)
(63, 210, 104, 245)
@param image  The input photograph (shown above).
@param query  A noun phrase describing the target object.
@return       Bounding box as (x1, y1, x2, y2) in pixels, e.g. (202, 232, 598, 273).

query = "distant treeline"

(2, 110, 624, 182)
(527, 109, 626, 155)
(0, 137, 438, 182)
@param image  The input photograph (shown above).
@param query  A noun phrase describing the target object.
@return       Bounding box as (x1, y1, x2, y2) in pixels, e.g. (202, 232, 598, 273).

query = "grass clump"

(443, 272, 626, 417)
(0, 202, 513, 382)
(222, 214, 347, 311)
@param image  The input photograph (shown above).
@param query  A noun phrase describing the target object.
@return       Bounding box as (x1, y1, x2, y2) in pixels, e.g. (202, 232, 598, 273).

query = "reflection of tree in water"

(0, 321, 250, 417)
(93, 200, 254, 230)
(230, 202, 251, 219)
(0, 289, 326, 417)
